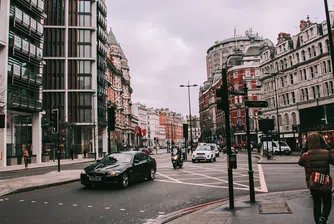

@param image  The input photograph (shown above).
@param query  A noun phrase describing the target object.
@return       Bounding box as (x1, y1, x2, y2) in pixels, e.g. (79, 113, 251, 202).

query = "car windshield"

(279, 141, 288, 146)
(196, 145, 211, 151)
(100, 153, 133, 164)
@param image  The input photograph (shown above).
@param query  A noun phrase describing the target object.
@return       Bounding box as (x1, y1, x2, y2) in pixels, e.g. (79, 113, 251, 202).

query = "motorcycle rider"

(171, 142, 183, 162)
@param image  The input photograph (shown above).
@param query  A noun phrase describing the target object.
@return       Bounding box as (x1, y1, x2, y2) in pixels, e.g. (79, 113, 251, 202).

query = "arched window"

(296, 53, 300, 63)
(284, 58, 287, 68)
(275, 62, 279, 71)
(318, 42, 323, 54)
(289, 56, 293, 67)
(280, 60, 284, 70)
(292, 112, 297, 125)
(278, 115, 282, 128)
(326, 39, 330, 52)
(312, 45, 316, 57)
(285, 114, 289, 130)
(301, 50, 306, 61)
(308, 47, 312, 59)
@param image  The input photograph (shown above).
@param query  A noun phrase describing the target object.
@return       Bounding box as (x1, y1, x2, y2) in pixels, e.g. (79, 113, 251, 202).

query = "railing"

(97, 26, 107, 43)
(17, 0, 45, 17)
(8, 93, 42, 111)
(97, 12, 107, 30)
(97, 0, 107, 17)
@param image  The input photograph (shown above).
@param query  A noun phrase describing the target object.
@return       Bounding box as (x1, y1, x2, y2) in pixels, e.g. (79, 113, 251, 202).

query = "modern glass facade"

(0, 0, 45, 166)
(42, 0, 108, 158)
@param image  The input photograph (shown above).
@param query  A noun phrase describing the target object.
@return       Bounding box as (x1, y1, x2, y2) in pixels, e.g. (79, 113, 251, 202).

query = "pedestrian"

(23, 148, 29, 169)
(298, 132, 334, 224)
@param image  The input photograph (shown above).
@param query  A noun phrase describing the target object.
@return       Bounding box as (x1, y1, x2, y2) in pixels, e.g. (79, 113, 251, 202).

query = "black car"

(80, 151, 157, 188)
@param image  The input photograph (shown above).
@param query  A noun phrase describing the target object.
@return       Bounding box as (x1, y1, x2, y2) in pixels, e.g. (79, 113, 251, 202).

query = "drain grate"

(259, 201, 292, 214)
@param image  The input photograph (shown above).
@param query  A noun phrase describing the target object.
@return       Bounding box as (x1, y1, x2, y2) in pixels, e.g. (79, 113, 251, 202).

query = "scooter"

(171, 148, 183, 169)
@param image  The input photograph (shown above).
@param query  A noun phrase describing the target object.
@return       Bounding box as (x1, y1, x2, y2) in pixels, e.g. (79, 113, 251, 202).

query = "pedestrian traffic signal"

(216, 87, 226, 110)
(183, 124, 188, 139)
(108, 107, 116, 131)
(51, 109, 59, 134)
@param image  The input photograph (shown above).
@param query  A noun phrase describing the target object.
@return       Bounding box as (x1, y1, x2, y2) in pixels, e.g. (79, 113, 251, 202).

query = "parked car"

(80, 151, 157, 188)
(192, 145, 216, 163)
(140, 147, 152, 155)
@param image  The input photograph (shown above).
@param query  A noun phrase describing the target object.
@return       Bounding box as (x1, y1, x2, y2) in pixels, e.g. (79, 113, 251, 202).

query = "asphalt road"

(0, 162, 93, 180)
(0, 153, 260, 224)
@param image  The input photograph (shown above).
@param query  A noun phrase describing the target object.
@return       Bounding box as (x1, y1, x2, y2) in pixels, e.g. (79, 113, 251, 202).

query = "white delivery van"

(262, 140, 291, 155)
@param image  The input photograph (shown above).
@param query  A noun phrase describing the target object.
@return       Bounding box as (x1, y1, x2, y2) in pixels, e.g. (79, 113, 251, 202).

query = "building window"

(323, 61, 327, 74)
(289, 56, 293, 67)
(305, 88, 309, 100)
(308, 47, 312, 59)
(292, 92, 296, 103)
(281, 77, 284, 87)
(286, 93, 290, 105)
(325, 82, 329, 95)
(317, 85, 321, 98)
(284, 58, 287, 68)
(278, 115, 282, 128)
(310, 67, 314, 78)
(314, 65, 318, 77)
(326, 39, 330, 52)
(285, 114, 289, 130)
(301, 89, 304, 101)
(312, 86, 316, 99)
(296, 53, 300, 63)
(319, 42, 323, 54)
(303, 69, 307, 80)
(282, 95, 286, 105)
(292, 112, 297, 125)
(330, 81, 334, 94)
(312, 45, 316, 57)
(302, 50, 306, 61)
(299, 70, 303, 81)
(328, 60, 332, 73)
(289, 73, 294, 85)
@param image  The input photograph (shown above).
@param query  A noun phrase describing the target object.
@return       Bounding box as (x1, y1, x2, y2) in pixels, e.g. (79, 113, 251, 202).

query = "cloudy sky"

(106, 0, 334, 117)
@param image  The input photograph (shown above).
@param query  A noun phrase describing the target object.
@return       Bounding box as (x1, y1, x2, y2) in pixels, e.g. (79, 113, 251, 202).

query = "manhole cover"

(259, 202, 292, 214)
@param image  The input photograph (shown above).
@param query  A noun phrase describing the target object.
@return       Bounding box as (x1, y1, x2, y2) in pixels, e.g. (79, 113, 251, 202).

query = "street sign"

(245, 100, 268, 108)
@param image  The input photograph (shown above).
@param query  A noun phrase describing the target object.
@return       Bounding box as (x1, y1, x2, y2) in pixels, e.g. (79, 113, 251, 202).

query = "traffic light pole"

(222, 67, 234, 209)
(57, 132, 60, 172)
(243, 84, 255, 203)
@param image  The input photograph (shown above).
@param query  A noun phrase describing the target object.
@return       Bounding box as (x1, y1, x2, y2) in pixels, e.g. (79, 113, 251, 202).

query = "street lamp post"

(324, 0, 334, 77)
(180, 81, 198, 153)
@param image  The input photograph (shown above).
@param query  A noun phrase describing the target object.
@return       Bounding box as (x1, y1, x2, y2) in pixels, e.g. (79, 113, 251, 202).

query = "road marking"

(0, 199, 3, 201)
(31, 201, 36, 203)
(177, 177, 214, 181)
(140, 210, 145, 213)
(105, 207, 110, 210)
(258, 164, 268, 193)
(156, 172, 182, 183)
(120, 208, 126, 211)
(88, 205, 93, 208)
(58, 203, 63, 206)
(72, 204, 78, 207)
(5, 198, 9, 201)
(159, 212, 165, 214)
(19, 200, 24, 202)
(44, 202, 48, 204)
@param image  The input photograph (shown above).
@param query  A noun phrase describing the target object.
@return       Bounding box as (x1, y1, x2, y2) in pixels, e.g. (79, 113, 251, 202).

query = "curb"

(147, 188, 310, 224)
(255, 155, 298, 164)
(0, 160, 94, 173)
(2, 178, 80, 197)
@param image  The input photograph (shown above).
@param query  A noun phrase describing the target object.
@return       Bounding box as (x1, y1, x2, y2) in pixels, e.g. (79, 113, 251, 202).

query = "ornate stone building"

(259, 16, 334, 148)
(159, 108, 184, 145)
(199, 29, 265, 144)
(106, 28, 133, 150)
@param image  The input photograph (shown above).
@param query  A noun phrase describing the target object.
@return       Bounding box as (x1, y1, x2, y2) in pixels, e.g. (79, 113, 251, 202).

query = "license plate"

(89, 176, 102, 181)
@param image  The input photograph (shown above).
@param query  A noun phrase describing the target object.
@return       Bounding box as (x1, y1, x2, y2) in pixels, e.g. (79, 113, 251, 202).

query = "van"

(262, 140, 291, 155)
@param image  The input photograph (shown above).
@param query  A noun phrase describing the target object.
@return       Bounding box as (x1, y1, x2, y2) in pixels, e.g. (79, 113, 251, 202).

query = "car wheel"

(148, 168, 155, 180)
(192, 159, 195, 163)
(217, 153, 220, 157)
(213, 157, 216, 162)
(120, 173, 129, 188)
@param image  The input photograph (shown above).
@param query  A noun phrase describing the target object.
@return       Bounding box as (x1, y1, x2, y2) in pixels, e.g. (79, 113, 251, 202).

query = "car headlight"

(173, 155, 178, 160)
(108, 171, 122, 176)
(81, 170, 86, 175)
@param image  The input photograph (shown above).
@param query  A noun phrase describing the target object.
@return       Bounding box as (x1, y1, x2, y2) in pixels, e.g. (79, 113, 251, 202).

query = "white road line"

(156, 172, 182, 183)
(177, 177, 219, 181)
(258, 164, 268, 193)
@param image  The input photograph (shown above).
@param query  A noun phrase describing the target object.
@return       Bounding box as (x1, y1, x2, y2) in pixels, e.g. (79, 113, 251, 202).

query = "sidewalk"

(0, 158, 96, 172)
(151, 189, 330, 224)
(256, 154, 299, 164)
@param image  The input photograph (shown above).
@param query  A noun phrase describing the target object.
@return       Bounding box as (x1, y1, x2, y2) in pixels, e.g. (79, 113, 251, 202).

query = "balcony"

(8, 93, 42, 112)
(97, 71, 107, 87)
(17, 0, 45, 18)
(11, 7, 44, 42)
(97, 26, 107, 43)
(97, 56, 107, 70)
(97, 41, 107, 57)
(97, 0, 107, 17)
(9, 33, 43, 66)
(8, 63, 42, 90)
(97, 12, 107, 30)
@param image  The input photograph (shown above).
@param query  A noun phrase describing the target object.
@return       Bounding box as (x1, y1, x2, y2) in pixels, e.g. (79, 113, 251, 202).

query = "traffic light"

(0, 114, 5, 129)
(108, 107, 116, 131)
(216, 87, 225, 110)
(51, 109, 59, 134)
(183, 123, 188, 139)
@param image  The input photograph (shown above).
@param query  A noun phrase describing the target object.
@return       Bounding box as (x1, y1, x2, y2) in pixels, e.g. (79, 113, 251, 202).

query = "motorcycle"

(171, 148, 183, 169)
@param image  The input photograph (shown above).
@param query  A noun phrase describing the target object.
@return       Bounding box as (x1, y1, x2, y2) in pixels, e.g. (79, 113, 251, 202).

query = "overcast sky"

(106, 0, 334, 117)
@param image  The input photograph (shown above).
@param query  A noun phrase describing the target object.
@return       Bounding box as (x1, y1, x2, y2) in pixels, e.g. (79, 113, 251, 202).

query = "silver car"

(192, 145, 216, 163)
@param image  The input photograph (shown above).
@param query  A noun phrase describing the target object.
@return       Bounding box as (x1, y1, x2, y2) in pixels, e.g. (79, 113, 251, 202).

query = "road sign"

(245, 100, 268, 108)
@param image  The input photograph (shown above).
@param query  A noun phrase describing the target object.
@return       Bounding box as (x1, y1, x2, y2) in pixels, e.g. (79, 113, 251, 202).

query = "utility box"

(227, 154, 237, 169)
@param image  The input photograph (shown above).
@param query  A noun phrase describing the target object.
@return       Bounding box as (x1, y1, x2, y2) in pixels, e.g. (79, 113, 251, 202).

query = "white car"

(206, 143, 220, 157)
(192, 145, 216, 163)
(262, 141, 291, 155)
